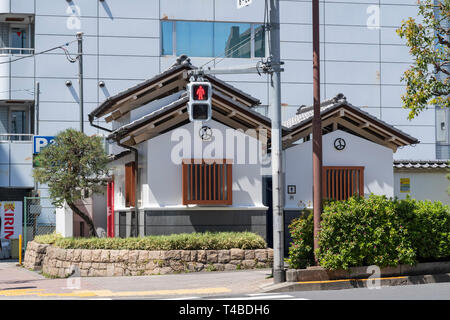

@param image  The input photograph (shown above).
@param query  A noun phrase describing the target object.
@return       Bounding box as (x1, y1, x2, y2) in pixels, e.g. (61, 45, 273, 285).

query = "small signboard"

(287, 185, 296, 194)
(237, 0, 252, 9)
(400, 178, 410, 193)
(33, 136, 55, 154)
(0, 201, 23, 240)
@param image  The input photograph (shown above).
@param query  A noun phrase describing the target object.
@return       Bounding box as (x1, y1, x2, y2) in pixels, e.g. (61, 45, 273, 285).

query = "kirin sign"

(0, 202, 23, 240)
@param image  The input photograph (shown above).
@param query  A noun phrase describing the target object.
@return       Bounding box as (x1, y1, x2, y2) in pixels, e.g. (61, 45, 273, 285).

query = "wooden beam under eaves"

(131, 112, 190, 145)
(212, 98, 270, 131)
(282, 118, 336, 149)
(212, 110, 260, 140)
(343, 110, 410, 146)
(119, 135, 136, 147)
(335, 118, 397, 151)
(210, 83, 253, 107)
(105, 79, 186, 123)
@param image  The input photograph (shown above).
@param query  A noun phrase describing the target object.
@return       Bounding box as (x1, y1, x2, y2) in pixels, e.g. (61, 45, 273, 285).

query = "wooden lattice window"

(182, 159, 232, 205)
(323, 166, 364, 201)
(125, 162, 136, 207)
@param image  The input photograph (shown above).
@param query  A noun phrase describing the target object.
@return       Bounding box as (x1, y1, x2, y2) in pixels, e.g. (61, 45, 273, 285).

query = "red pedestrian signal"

(187, 81, 212, 122)
(193, 84, 208, 101)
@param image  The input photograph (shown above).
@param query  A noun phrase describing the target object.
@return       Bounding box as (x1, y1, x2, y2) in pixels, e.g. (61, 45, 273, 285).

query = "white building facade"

(0, 1, 447, 229)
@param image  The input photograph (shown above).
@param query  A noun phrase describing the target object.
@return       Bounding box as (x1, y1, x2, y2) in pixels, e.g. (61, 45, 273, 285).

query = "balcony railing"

(0, 47, 35, 55)
(0, 133, 33, 141)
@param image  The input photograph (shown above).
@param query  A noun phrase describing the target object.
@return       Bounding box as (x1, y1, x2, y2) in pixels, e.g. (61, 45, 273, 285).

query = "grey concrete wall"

(143, 210, 267, 240)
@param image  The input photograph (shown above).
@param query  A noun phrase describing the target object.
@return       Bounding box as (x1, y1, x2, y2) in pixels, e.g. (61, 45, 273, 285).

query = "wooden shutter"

(125, 162, 136, 207)
(182, 159, 232, 205)
(322, 166, 364, 201)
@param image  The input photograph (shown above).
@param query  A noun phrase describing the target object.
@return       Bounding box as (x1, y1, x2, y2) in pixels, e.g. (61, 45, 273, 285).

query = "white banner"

(0, 201, 23, 240)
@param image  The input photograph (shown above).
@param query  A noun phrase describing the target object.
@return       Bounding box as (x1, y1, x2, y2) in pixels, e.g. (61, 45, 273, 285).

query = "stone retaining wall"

(23, 241, 50, 271)
(23, 242, 273, 278)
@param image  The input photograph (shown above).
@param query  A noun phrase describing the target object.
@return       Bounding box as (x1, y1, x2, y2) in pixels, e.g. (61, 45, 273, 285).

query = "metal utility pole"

(77, 32, 84, 133)
(312, 0, 323, 263)
(269, 0, 285, 283)
(34, 81, 40, 195)
(34, 81, 39, 135)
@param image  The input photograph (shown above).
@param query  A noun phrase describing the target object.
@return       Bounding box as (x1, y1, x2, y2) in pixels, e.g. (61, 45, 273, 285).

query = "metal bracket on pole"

(187, 59, 283, 81)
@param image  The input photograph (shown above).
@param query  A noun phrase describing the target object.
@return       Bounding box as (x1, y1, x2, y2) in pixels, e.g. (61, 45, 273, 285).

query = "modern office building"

(0, 1, 447, 233)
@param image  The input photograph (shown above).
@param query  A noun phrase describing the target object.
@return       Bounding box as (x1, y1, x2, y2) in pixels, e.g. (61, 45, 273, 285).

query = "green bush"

(317, 195, 416, 270)
(34, 231, 267, 250)
(287, 195, 450, 270)
(286, 212, 314, 269)
(397, 198, 450, 261)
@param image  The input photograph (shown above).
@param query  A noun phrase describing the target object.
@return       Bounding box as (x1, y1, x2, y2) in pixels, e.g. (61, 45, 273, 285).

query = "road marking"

(0, 287, 232, 298)
(160, 296, 200, 300)
(213, 294, 295, 300)
(296, 276, 408, 285)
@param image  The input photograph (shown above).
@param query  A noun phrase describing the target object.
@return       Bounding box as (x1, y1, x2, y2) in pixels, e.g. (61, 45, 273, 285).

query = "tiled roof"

(90, 55, 260, 119)
(282, 93, 419, 145)
(282, 95, 345, 128)
(393, 160, 450, 169)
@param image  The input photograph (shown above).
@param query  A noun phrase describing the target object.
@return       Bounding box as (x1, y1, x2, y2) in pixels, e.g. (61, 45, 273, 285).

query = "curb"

(261, 273, 450, 293)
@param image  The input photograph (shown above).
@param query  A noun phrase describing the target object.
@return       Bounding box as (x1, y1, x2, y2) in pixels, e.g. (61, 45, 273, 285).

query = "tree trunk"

(67, 202, 98, 237)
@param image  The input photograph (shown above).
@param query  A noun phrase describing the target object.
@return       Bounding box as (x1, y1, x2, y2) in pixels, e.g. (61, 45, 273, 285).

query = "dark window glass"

(176, 21, 213, 57)
(10, 28, 27, 54)
(254, 24, 265, 57)
(161, 21, 173, 55)
(119, 212, 126, 238)
(214, 23, 251, 58)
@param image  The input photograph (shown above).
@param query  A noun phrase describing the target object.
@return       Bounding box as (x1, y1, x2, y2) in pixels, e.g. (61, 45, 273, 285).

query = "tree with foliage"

(397, 0, 449, 119)
(33, 129, 110, 237)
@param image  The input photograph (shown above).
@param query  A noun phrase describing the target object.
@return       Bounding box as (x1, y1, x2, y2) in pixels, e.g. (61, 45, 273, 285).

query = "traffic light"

(187, 81, 212, 122)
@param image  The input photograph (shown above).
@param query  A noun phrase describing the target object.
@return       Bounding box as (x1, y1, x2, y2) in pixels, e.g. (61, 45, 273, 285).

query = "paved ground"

(0, 260, 273, 299)
(2, 260, 450, 300)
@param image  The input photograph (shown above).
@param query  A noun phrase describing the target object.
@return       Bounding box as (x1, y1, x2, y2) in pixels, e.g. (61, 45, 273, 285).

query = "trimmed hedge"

(33, 232, 267, 250)
(285, 212, 314, 269)
(287, 195, 450, 270)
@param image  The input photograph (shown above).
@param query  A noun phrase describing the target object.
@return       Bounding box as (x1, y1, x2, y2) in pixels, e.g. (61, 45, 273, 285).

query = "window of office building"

(0, 17, 34, 54)
(161, 21, 265, 59)
(436, 107, 450, 159)
(0, 104, 31, 141)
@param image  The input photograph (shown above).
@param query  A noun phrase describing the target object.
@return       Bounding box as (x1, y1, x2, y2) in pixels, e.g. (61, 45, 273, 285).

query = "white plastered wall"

(111, 119, 267, 210)
(394, 170, 450, 206)
(284, 130, 394, 209)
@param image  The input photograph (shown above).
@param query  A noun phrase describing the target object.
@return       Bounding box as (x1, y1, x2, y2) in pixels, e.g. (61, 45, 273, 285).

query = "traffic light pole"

(268, 0, 285, 284)
(189, 0, 285, 283)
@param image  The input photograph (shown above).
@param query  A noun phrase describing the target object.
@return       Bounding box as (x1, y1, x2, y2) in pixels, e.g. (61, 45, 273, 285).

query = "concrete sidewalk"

(0, 260, 273, 299)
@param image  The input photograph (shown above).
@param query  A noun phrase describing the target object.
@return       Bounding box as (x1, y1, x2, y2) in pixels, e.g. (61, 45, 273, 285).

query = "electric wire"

(0, 88, 34, 95)
(199, 27, 265, 70)
(212, 28, 265, 68)
(0, 39, 78, 65)
(199, 0, 270, 72)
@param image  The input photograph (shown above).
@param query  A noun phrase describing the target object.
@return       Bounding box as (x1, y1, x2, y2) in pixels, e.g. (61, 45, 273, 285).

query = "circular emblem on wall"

(334, 138, 346, 151)
(199, 126, 213, 141)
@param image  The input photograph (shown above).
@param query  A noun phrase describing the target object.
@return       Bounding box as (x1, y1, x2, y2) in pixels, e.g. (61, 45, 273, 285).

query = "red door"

(107, 180, 115, 237)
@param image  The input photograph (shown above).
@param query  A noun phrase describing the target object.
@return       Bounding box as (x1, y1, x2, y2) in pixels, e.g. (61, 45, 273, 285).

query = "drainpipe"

(88, 114, 112, 133)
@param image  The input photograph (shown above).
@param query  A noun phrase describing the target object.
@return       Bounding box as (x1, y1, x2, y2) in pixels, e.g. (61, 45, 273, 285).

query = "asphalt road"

(194, 282, 450, 300)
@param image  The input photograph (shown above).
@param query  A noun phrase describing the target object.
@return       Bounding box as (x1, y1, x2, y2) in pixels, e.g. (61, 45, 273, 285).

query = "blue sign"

(33, 136, 55, 154)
